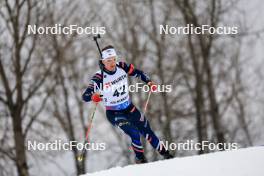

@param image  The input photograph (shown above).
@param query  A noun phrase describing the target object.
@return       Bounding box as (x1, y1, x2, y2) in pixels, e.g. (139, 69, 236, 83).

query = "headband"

(101, 48, 117, 60)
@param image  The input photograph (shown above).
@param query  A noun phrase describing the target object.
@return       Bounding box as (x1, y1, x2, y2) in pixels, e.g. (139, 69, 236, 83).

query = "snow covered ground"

(82, 147, 264, 176)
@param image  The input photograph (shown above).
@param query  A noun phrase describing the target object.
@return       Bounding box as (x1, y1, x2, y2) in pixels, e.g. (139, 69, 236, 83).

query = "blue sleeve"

(82, 73, 103, 102)
(118, 61, 151, 83)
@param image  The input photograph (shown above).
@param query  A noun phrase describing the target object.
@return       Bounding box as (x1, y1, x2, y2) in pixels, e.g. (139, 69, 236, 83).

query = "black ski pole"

(93, 34, 102, 57)
(77, 35, 104, 162)
(77, 103, 98, 162)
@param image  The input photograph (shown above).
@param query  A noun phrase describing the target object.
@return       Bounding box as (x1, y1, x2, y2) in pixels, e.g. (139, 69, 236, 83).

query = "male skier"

(82, 45, 173, 163)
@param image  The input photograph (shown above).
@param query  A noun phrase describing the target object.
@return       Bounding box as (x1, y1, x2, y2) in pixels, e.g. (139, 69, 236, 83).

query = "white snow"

(81, 147, 264, 176)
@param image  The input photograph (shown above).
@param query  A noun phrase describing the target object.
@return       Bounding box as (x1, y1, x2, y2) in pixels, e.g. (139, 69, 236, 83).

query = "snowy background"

(0, 0, 264, 176)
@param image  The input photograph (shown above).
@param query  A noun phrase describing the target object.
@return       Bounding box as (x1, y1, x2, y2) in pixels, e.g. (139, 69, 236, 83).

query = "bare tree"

(0, 0, 56, 175)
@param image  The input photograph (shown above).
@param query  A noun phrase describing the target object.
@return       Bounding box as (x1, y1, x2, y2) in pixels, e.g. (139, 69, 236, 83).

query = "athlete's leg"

(106, 110, 146, 161)
(128, 106, 172, 157)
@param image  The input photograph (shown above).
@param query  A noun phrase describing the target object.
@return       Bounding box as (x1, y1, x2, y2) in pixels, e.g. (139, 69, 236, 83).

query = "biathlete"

(82, 45, 173, 163)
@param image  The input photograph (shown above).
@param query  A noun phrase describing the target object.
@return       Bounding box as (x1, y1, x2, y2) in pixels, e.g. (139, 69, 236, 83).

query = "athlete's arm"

(82, 73, 102, 102)
(118, 61, 151, 83)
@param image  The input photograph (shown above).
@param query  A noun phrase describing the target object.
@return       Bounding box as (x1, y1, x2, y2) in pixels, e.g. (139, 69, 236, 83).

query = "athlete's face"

(102, 57, 116, 71)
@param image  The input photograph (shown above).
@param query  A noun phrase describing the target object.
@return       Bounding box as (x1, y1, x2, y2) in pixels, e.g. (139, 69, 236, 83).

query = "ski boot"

(160, 149, 174, 159)
(135, 156, 148, 164)
(163, 151, 174, 159)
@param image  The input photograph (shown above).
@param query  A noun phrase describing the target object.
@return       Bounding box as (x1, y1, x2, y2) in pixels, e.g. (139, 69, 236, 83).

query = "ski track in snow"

(81, 147, 264, 176)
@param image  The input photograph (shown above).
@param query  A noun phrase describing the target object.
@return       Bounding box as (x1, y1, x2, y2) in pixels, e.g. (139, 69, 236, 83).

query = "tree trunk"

(12, 109, 29, 176)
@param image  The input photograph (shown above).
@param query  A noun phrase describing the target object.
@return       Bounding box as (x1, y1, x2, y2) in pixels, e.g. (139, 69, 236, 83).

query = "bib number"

(113, 85, 126, 97)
